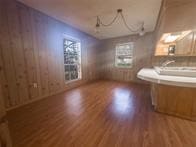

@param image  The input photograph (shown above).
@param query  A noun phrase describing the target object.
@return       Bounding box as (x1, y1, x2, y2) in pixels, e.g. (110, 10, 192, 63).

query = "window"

(63, 36, 81, 82)
(115, 42, 133, 68)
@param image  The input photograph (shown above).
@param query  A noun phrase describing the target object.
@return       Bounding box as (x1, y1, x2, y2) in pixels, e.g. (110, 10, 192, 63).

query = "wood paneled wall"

(155, 0, 196, 43)
(2, 0, 196, 110)
(98, 33, 154, 82)
(0, 0, 100, 109)
(152, 0, 196, 66)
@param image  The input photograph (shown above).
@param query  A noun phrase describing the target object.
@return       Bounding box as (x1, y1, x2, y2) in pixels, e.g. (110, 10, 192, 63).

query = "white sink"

(154, 66, 196, 77)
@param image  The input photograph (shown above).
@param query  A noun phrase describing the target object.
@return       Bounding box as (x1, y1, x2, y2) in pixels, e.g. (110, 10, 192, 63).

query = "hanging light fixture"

(95, 9, 145, 36)
(139, 27, 145, 36)
(95, 16, 101, 33)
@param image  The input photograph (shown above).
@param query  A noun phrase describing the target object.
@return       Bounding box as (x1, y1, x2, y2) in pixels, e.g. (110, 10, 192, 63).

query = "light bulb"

(139, 27, 145, 36)
(95, 22, 100, 33)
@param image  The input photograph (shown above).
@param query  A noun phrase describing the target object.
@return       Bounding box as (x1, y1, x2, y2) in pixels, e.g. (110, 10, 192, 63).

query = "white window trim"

(115, 42, 134, 69)
(63, 34, 81, 42)
(63, 34, 82, 83)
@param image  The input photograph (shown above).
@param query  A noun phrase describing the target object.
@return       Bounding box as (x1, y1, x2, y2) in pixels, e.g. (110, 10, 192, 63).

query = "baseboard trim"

(6, 88, 65, 111)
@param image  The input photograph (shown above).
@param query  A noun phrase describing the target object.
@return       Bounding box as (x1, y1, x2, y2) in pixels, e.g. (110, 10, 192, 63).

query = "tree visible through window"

(115, 42, 133, 68)
(63, 36, 81, 82)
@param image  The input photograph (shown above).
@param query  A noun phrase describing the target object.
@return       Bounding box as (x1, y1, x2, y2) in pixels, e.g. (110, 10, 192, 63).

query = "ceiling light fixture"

(95, 9, 145, 36)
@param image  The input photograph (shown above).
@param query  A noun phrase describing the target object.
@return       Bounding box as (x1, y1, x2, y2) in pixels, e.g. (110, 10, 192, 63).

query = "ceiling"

(17, 0, 162, 39)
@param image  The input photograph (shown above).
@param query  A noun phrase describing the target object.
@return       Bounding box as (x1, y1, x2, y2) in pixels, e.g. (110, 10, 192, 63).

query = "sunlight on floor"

(112, 88, 134, 116)
(65, 90, 84, 117)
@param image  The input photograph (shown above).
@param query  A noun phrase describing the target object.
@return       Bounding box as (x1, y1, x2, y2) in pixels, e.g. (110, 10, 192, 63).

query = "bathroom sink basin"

(154, 66, 196, 77)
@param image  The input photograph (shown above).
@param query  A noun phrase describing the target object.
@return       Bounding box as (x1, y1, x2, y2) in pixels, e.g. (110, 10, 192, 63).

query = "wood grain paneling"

(151, 83, 196, 121)
(18, 4, 39, 99)
(98, 33, 154, 82)
(0, 0, 100, 109)
(0, 122, 12, 147)
(0, 84, 12, 147)
(0, 85, 6, 123)
(152, 0, 196, 65)
(155, 0, 196, 41)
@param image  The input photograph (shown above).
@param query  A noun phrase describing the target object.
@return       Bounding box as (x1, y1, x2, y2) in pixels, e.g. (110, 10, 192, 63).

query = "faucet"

(161, 60, 175, 68)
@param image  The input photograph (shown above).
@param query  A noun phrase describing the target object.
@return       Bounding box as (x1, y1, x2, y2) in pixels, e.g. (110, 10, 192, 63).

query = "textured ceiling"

(17, 0, 162, 39)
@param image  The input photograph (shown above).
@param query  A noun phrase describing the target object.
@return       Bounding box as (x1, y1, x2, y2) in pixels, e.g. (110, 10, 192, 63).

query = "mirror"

(155, 30, 196, 56)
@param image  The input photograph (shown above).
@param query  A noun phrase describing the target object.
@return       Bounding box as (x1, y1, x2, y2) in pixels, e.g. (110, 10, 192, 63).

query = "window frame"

(115, 42, 134, 69)
(63, 34, 82, 83)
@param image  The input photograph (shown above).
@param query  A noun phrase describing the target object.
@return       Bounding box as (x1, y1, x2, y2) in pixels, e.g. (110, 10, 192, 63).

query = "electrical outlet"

(33, 83, 38, 88)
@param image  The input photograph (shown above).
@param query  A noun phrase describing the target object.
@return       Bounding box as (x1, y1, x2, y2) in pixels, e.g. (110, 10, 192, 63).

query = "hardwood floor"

(7, 80, 196, 147)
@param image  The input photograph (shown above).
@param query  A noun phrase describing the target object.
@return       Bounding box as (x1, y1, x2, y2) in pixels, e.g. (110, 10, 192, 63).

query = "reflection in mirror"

(155, 30, 196, 56)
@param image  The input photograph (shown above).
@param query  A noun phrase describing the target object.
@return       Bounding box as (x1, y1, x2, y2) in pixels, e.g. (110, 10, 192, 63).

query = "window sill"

(65, 78, 82, 84)
(115, 66, 132, 69)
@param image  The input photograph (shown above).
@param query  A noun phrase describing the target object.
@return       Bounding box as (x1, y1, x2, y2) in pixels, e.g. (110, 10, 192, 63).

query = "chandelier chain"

(119, 12, 143, 32)
(98, 12, 119, 27)
(96, 9, 144, 33)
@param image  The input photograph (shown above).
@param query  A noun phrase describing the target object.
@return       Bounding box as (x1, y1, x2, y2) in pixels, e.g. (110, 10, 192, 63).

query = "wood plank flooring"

(7, 81, 196, 147)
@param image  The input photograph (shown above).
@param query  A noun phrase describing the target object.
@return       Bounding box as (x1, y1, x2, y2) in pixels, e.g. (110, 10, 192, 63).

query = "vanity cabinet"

(157, 0, 196, 38)
(138, 68, 196, 121)
(191, 32, 196, 55)
(154, 0, 196, 56)
(175, 32, 194, 56)
(192, 45, 196, 56)
(151, 83, 196, 121)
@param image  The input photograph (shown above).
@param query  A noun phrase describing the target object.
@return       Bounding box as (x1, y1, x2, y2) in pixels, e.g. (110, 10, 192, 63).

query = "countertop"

(137, 68, 196, 88)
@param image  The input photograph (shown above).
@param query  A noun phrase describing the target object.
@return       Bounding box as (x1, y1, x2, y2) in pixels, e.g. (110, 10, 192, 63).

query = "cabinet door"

(0, 85, 12, 147)
(175, 32, 194, 55)
(191, 31, 196, 55)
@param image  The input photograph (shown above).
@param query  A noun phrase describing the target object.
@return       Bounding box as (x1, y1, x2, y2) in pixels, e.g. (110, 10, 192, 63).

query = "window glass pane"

(70, 72, 78, 80)
(64, 54, 70, 64)
(64, 65, 70, 71)
(115, 43, 133, 68)
(65, 73, 70, 81)
(116, 57, 132, 67)
(69, 54, 78, 64)
(69, 65, 78, 80)
(63, 37, 81, 82)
